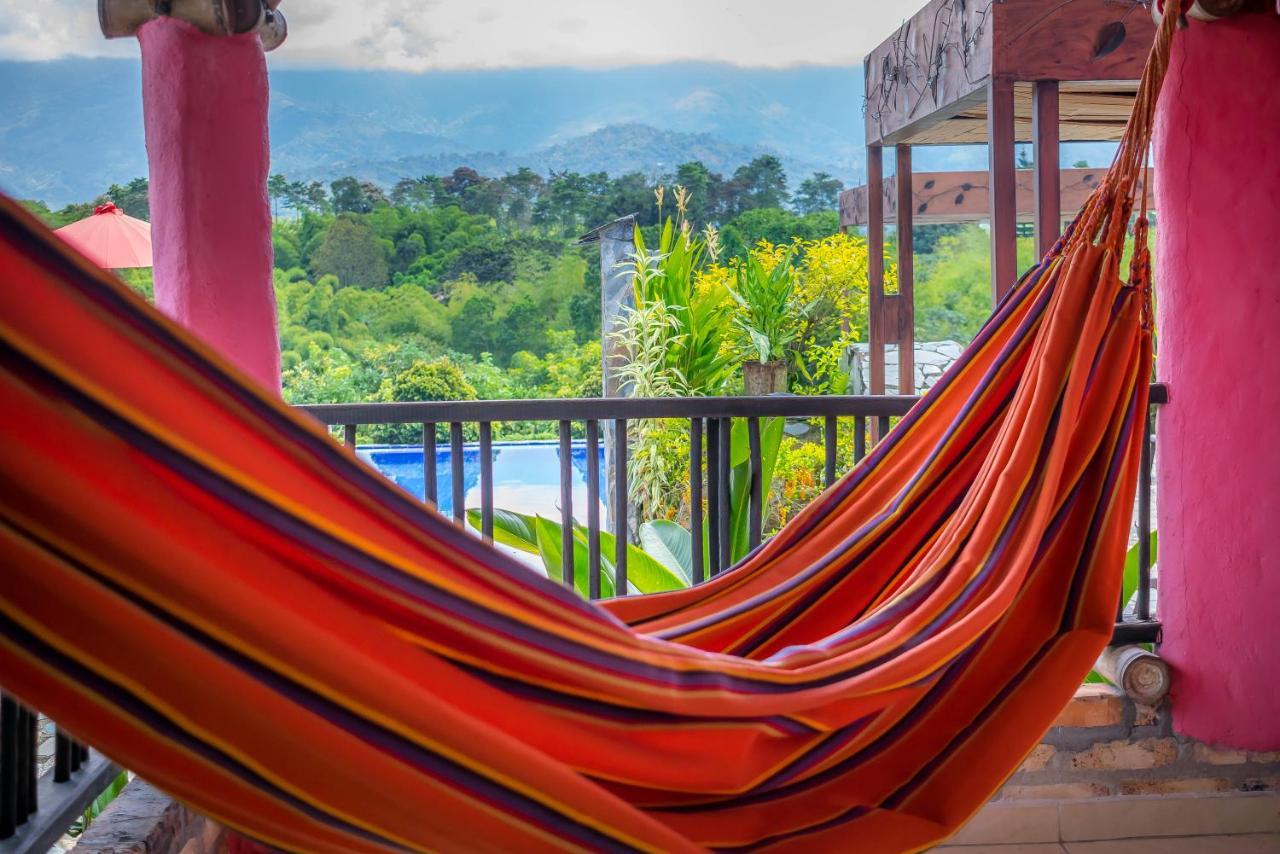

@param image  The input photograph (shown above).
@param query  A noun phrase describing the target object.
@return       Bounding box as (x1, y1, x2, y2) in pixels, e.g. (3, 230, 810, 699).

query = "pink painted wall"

(139, 19, 280, 392)
(1154, 14, 1280, 750)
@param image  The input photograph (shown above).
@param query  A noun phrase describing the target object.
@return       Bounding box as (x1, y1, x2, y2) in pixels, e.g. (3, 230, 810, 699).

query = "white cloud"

(674, 88, 722, 112)
(0, 0, 913, 69)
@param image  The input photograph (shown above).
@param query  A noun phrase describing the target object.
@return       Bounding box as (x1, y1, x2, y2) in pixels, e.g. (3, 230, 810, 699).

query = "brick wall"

(997, 684, 1280, 801)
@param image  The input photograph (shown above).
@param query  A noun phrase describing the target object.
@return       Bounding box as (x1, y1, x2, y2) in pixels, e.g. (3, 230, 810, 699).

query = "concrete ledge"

(73, 779, 225, 854)
(944, 792, 1280, 846)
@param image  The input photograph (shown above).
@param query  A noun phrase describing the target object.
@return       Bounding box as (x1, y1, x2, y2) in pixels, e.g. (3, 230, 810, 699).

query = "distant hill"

(0, 58, 1113, 208)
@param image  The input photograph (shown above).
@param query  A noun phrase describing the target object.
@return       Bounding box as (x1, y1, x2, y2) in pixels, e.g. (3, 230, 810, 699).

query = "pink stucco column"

(139, 18, 280, 392)
(1154, 14, 1280, 750)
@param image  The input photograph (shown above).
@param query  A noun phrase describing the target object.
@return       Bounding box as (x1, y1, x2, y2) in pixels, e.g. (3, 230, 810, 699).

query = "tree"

(730, 155, 790, 215)
(793, 172, 844, 215)
(98, 177, 150, 221)
(449, 289, 500, 355)
(447, 243, 516, 284)
(383, 358, 477, 403)
(443, 167, 484, 199)
(500, 168, 544, 229)
(268, 173, 290, 217)
(673, 161, 723, 225)
(330, 177, 388, 214)
(721, 208, 801, 258)
(284, 180, 329, 214)
(391, 176, 443, 210)
(309, 215, 389, 288)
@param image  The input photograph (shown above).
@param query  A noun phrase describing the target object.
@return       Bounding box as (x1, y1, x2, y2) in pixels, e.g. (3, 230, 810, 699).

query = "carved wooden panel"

(864, 0, 994, 146)
(840, 167, 1153, 227)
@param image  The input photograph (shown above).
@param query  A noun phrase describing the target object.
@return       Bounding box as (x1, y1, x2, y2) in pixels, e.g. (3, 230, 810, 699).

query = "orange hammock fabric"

(0, 17, 1172, 854)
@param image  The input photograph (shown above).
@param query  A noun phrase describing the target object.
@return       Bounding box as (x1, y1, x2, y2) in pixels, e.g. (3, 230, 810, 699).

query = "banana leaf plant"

(628, 220, 736, 395)
(465, 508, 689, 598)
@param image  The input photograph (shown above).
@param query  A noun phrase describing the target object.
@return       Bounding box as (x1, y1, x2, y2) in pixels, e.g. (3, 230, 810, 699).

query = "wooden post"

(1032, 80, 1062, 257)
(896, 145, 915, 395)
(988, 76, 1018, 304)
(867, 144, 886, 397)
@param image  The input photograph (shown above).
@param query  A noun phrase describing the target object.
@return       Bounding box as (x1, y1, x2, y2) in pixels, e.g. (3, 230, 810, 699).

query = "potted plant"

(730, 249, 805, 395)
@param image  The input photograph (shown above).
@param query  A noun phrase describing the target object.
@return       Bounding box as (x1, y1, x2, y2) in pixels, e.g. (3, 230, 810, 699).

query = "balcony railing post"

(747, 417, 763, 550)
(423, 423, 437, 507)
(54, 730, 71, 784)
(22, 708, 35, 817)
(586, 420, 602, 598)
(855, 415, 867, 463)
(706, 418, 721, 577)
(690, 418, 704, 584)
(1, 695, 16, 838)
(479, 422, 494, 543)
(613, 419, 628, 594)
(559, 421, 574, 587)
(824, 416, 838, 487)
(717, 418, 732, 572)
(449, 422, 464, 525)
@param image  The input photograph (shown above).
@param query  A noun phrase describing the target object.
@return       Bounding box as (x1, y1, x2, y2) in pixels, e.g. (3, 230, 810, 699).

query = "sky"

(0, 0, 911, 69)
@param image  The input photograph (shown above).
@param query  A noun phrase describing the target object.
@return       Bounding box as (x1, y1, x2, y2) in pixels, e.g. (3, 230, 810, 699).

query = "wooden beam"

(988, 77, 1018, 304)
(838, 166, 1131, 228)
(867, 144, 886, 397)
(896, 145, 915, 396)
(1033, 80, 1062, 257)
(991, 0, 1156, 82)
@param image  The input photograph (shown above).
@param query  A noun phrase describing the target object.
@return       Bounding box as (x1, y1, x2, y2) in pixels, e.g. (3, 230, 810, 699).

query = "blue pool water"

(357, 441, 607, 519)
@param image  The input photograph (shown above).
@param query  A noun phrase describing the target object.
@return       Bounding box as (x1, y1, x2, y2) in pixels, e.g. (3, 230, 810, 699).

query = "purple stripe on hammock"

(4, 341, 949, 698)
(651, 273, 1058, 642)
(0, 606, 414, 853)
(1, 520, 644, 854)
(0, 209, 607, 624)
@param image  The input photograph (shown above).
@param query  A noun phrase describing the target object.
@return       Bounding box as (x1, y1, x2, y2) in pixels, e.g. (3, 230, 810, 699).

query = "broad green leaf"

(596, 527, 687, 594)
(534, 516, 596, 597)
(639, 520, 694, 581)
(725, 416, 785, 563)
(467, 507, 539, 553)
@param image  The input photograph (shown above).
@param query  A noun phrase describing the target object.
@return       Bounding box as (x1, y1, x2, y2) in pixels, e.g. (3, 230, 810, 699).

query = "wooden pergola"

(852, 0, 1156, 396)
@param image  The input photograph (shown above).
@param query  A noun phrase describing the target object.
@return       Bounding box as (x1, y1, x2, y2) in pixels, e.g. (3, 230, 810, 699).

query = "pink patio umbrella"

(54, 202, 152, 269)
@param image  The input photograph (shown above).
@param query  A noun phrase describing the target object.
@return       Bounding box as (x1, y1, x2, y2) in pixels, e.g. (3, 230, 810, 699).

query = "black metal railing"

(302, 385, 1167, 643)
(0, 696, 119, 853)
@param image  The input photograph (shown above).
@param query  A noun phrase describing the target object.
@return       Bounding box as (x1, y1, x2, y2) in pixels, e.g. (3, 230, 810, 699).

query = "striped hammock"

(0, 15, 1174, 854)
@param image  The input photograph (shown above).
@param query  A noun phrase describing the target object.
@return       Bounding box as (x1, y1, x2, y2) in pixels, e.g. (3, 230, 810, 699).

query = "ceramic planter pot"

(742, 361, 788, 396)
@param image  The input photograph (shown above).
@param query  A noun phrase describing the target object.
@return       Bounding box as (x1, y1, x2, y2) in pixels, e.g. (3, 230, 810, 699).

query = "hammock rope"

(0, 10, 1176, 853)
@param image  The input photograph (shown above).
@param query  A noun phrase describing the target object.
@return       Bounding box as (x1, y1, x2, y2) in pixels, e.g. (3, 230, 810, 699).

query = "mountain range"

(0, 58, 1108, 208)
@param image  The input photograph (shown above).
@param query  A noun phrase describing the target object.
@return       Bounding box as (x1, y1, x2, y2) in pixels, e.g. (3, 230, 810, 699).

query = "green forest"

(23, 156, 1009, 418)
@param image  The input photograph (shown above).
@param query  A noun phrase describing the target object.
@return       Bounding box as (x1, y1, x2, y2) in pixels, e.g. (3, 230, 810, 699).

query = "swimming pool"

(357, 440, 608, 520)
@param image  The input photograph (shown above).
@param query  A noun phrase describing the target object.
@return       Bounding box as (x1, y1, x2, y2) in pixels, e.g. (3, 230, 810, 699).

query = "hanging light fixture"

(99, 0, 285, 50)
